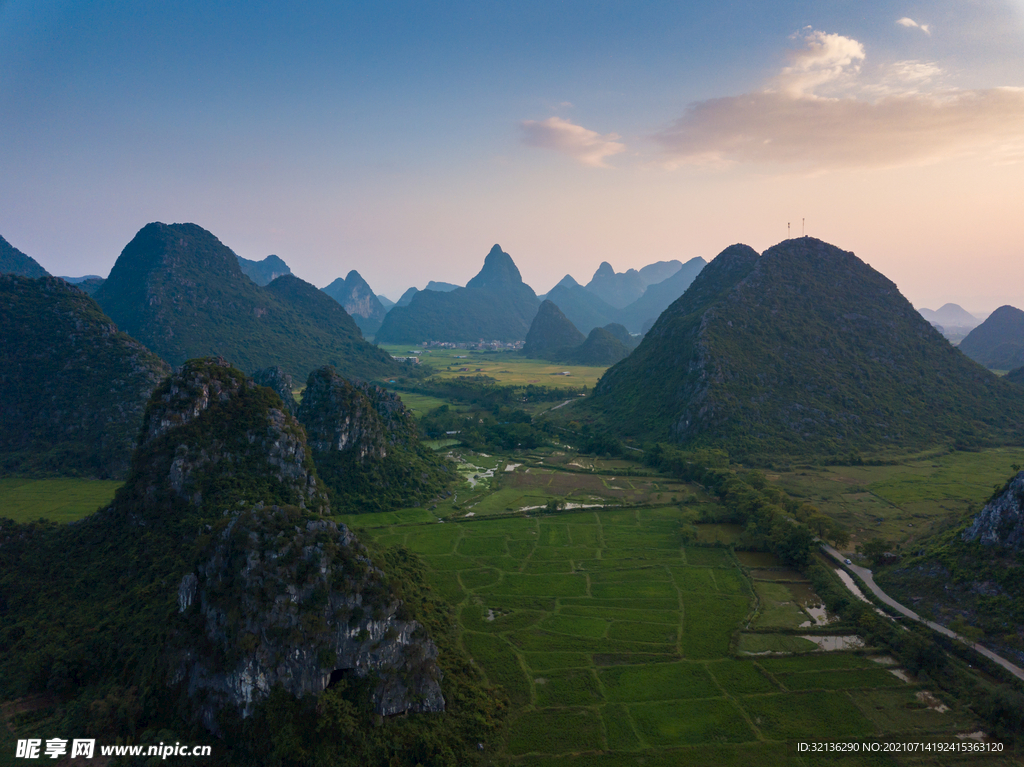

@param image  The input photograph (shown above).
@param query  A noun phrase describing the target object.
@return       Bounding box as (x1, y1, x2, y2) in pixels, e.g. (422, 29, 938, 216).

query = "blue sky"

(1, 0, 1022, 311)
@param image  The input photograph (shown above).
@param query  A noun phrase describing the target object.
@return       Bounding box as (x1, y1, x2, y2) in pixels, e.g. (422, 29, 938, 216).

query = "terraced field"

(348, 506, 991, 765)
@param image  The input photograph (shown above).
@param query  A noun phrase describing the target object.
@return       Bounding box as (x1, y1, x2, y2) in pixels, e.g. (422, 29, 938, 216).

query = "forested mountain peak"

(93, 222, 395, 380)
(589, 238, 1024, 459)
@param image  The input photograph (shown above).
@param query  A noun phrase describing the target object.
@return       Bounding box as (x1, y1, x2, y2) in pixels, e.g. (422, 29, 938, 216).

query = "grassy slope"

(587, 243, 761, 441)
(772, 448, 1024, 550)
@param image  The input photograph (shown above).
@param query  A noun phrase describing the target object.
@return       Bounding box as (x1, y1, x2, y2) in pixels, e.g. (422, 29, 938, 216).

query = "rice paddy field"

(0, 477, 121, 524)
(346, 502, 1004, 765)
(378, 345, 609, 389)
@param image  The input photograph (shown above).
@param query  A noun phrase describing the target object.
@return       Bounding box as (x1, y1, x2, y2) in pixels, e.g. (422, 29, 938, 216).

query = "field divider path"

(707, 662, 765, 743)
(667, 564, 686, 658)
(821, 544, 1024, 683)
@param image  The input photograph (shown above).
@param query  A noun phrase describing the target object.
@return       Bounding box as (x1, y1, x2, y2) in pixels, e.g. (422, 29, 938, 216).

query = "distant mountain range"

(587, 238, 1024, 458)
(322, 270, 388, 335)
(395, 287, 419, 307)
(958, 305, 1024, 370)
(387, 281, 461, 309)
(918, 303, 981, 329)
(236, 253, 292, 285)
(614, 257, 707, 333)
(426, 280, 460, 292)
(376, 245, 541, 343)
(374, 253, 707, 343)
(93, 222, 396, 381)
(3, 227, 711, 345)
(917, 303, 982, 344)
(59, 275, 106, 295)
(543, 257, 707, 334)
(543, 279, 620, 334)
(583, 259, 684, 308)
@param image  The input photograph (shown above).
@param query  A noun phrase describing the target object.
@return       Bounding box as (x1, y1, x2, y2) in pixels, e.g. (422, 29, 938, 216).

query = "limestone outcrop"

(963, 471, 1024, 550)
(173, 509, 443, 732)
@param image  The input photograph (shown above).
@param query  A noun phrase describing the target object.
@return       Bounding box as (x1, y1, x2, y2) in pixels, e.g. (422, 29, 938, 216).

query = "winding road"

(820, 544, 1024, 683)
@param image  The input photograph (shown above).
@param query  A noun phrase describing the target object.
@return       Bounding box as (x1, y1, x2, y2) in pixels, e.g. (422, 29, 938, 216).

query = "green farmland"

(771, 447, 1024, 554)
(379, 345, 610, 389)
(0, 477, 121, 524)
(349, 504, 994, 765)
(6, 389, 1024, 763)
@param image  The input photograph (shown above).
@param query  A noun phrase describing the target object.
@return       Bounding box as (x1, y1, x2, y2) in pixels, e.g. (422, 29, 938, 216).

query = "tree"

(771, 523, 815, 568)
(808, 514, 831, 538)
(826, 521, 850, 549)
(856, 537, 891, 566)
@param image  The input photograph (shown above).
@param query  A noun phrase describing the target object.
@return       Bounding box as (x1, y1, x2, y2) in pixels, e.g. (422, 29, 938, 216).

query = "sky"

(1, 0, 1022, 313)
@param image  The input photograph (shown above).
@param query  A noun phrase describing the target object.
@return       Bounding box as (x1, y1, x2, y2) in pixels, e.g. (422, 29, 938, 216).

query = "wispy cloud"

(654, 30, 1024, 171)
(775, 29, 865, 97)
(896, 17, 931, 35)
(520, 117, 626, 167)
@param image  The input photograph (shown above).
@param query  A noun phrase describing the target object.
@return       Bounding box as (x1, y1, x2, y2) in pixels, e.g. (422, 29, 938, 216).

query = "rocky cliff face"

(299, 367, 403, 462)
(109, 358, 443, 731)
(321, 270, 388, 335)
(297, 366, 453, 511)
(126, 357, 328, 516)
(963, 471, 1024, 550)
(252, 366, 298, 414)
(172, 508, 444, 733)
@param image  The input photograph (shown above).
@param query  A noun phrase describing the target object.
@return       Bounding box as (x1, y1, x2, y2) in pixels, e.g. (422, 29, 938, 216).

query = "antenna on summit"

(802, 218, 805, 237)
(787, 222, 790, 239)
